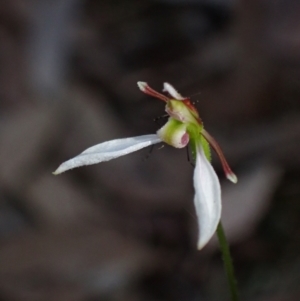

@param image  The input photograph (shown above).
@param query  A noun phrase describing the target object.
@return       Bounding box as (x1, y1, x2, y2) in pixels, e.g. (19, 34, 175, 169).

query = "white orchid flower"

(54, 82, 237, 250)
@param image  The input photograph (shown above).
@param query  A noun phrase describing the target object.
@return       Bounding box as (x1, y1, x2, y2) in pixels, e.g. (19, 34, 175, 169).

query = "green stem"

(216, 222, 239, 301)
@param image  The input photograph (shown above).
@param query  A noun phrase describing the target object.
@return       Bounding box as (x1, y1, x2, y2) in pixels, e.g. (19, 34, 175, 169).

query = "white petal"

(163, 82, 184, 100)
(193, 143, 222, 250)
(54, 134, 162, 174)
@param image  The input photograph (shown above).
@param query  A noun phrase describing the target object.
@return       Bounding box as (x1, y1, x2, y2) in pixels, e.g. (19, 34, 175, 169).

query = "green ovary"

(186, 123, 211, 163)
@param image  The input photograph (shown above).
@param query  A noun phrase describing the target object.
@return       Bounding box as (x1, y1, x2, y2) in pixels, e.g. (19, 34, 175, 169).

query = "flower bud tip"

(137, 81, 147, 92)
(227, 173, 238, 184)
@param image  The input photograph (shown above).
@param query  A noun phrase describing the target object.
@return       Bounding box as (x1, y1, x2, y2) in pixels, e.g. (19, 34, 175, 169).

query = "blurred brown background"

(0, 0, 300, 300)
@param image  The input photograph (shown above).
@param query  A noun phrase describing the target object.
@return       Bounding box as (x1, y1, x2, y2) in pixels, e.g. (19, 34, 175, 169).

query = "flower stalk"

(216, 222, 239, 301)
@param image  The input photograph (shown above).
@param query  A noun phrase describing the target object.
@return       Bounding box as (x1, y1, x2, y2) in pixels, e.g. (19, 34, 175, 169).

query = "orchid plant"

(54, 82, 239, 300)
(54, 82, 237, 250)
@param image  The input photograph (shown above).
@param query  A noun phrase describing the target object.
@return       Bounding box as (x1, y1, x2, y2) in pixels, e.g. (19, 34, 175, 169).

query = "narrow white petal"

(54, 134, 162, 175)
(193, 143, 222, 250)
(163, 82, 184, 100)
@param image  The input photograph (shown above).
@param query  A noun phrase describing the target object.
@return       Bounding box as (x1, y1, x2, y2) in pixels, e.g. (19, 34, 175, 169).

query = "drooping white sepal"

(54, 134, 162, 174)
(193, 143, 222, 250)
